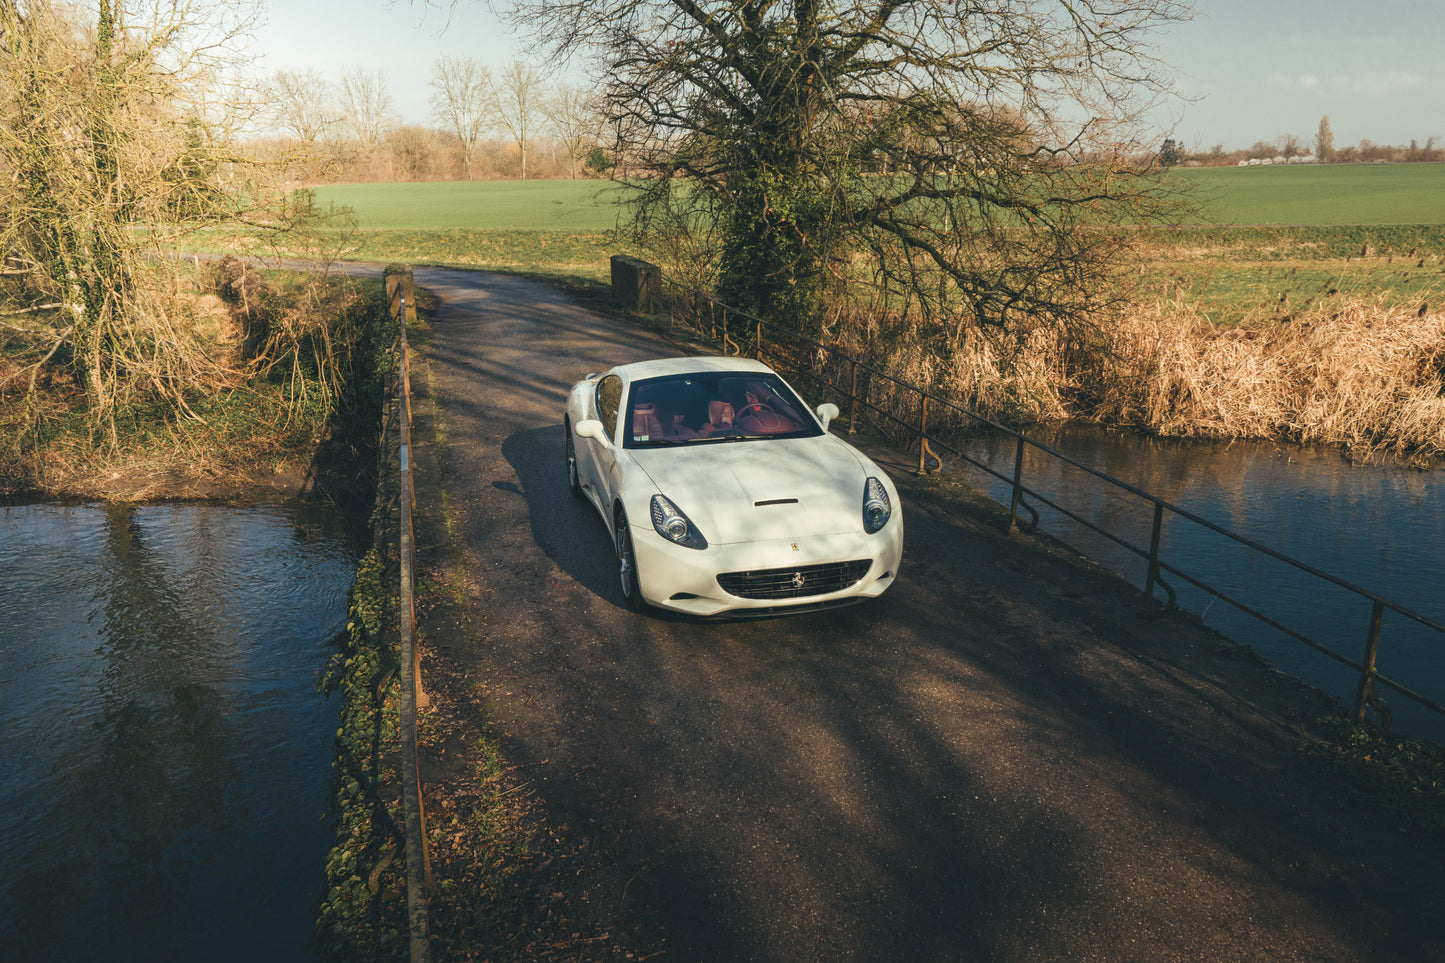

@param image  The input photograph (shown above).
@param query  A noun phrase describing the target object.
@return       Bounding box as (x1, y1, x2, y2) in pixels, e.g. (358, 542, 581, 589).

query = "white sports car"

(564, 356, 903, 617)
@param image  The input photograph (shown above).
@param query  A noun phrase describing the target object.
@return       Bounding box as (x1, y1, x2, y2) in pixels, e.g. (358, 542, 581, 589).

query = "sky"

(253, 0, 1445, 152)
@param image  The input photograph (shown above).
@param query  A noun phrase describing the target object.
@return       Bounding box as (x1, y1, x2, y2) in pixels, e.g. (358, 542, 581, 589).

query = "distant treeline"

(1166, 135, 1443, 168)
(258, 59, 612, 185)
(251, 126, 607, 185)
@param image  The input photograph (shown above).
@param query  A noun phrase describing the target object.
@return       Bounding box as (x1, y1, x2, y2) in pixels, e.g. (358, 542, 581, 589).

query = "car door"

(586, 374, 626, 528)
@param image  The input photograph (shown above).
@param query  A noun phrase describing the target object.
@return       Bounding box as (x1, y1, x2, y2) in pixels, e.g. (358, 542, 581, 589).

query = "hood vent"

(754, 498, 799, 507)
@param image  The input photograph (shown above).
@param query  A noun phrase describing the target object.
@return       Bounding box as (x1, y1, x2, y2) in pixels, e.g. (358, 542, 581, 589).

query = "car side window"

(596, 375, 622, 443)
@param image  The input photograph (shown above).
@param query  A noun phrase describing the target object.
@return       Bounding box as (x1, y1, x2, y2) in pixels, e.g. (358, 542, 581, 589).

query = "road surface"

(403, 266, 1443, 962)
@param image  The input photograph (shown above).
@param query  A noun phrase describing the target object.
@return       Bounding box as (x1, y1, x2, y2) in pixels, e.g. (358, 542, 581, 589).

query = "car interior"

(627, 374, 816, 445)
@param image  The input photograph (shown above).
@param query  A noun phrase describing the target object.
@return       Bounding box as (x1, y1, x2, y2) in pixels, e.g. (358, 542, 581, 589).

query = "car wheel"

(565, 419, 582, 498)
(615, 508, 646, 611)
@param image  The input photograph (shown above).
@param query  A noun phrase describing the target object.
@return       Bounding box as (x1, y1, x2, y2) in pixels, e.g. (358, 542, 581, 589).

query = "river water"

(950, 425, 1445, 741)
(0, 501, 359, 962)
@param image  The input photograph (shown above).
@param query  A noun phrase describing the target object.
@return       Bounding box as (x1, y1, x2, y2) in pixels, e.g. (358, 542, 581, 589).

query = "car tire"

(615, 508, 647, 611)
(565, 419, 583, 498)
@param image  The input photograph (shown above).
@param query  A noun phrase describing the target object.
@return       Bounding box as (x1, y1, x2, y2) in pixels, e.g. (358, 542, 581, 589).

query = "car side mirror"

(575, 419, 608, 442)
(815, 403, 840, 432)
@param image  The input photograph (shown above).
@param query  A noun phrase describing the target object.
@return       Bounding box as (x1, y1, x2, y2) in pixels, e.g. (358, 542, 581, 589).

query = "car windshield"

(623, 372, 824, 449)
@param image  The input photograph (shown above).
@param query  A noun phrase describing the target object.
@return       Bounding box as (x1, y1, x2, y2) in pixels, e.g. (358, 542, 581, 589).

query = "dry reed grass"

(1, 262, 384, 496)
(831, 314, 1072, 424)
(813, 297, 1444, 461)
(1087, 300, 1445, 457)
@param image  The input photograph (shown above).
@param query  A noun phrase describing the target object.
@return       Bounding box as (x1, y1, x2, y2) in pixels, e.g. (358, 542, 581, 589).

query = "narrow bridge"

(397, 266, 1443, 962)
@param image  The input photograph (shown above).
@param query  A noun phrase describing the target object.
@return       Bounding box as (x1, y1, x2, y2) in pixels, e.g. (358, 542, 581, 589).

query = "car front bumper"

(630, 522, 903, 617)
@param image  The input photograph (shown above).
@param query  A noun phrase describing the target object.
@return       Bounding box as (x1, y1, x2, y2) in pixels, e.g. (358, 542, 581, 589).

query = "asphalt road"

(405, 266, 1444, 962)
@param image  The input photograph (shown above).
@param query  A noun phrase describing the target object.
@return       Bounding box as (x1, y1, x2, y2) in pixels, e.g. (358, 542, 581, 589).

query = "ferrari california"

(563, 356, 903, 616)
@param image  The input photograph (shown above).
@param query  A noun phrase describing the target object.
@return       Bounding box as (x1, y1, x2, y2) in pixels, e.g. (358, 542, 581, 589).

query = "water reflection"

(952, 426, 1445, 740)
(0, 502, 359, 962)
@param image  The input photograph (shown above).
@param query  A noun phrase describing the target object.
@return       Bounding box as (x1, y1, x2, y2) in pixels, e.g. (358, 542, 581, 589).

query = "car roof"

(610, 356, 773, 381)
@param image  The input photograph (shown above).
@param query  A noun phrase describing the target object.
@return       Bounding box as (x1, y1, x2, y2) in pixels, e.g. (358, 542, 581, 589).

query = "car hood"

(627, 435, 872, 545)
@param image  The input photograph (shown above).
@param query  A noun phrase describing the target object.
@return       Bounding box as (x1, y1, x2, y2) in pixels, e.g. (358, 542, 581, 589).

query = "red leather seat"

(632, 403, 664, 440)
(737, 408, 795, 433)
(698, 400, 734, 436)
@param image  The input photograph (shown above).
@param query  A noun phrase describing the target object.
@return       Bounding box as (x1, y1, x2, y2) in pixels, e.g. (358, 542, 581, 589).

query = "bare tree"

(1315, 115, 1334, 162)
(544, 81, 605, 178)
(389, 125, 453, 180)
(506, 0, 1191, 336)
(338, 67, 394, 148)
(1, 0, 263, 434)
(495, 58, 546, 180)
(269, 67, 339, 144)
(428, 55, 492, 180)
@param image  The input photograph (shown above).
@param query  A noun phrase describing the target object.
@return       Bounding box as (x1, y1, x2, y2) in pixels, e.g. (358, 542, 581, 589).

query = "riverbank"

(828, 294, 1445, 463)
(0, 264, 396, 507)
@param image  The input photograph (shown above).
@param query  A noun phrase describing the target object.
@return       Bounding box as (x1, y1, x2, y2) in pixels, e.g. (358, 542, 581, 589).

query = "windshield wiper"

(701, 433, 768, 442)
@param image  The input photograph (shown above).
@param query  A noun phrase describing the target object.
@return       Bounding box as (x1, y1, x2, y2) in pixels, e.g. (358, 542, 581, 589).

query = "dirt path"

(407, 267, 1444, 962)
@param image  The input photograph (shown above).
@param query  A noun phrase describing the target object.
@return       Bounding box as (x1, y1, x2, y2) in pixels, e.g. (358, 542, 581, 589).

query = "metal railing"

(658, 276, 1445, 728)
(382, 269, 432, 962)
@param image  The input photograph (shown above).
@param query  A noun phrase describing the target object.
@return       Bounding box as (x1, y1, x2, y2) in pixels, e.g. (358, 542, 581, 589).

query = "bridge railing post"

(1353, 600, 1387, 724)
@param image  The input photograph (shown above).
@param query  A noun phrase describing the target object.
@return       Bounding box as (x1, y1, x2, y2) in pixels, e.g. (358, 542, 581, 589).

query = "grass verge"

(1317, 717, 1445, 836)
(1135, 224, 1445, 324)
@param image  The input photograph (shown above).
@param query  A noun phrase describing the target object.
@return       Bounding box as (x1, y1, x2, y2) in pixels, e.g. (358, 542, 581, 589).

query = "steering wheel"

(735, 402, 775, 420)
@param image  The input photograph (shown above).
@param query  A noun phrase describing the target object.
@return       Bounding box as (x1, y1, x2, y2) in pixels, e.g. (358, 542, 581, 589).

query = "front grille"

(717, 559, 872, 600)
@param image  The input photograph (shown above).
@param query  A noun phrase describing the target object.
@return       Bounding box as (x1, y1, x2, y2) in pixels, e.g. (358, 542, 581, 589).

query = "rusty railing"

(383, 268, 432, 962)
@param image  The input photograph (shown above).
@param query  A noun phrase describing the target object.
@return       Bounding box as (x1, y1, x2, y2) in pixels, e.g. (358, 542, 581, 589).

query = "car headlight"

(650, 494, 708, 550)
(863, 477, 892, 534)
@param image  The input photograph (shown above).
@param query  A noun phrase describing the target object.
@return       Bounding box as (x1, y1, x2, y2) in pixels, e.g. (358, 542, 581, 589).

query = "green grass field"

(1172, 163, 1445, 226)
(313, 180, 624, 231)
(316, 164, 1445, 232)
(305, 166, 1445, 320)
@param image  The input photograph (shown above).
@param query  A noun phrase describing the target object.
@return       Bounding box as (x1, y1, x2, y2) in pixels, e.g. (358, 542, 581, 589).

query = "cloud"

(1266, 74, 1321, 90)
(1327, 71, 1429, 96)
(1264, 70, 1432, 99)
